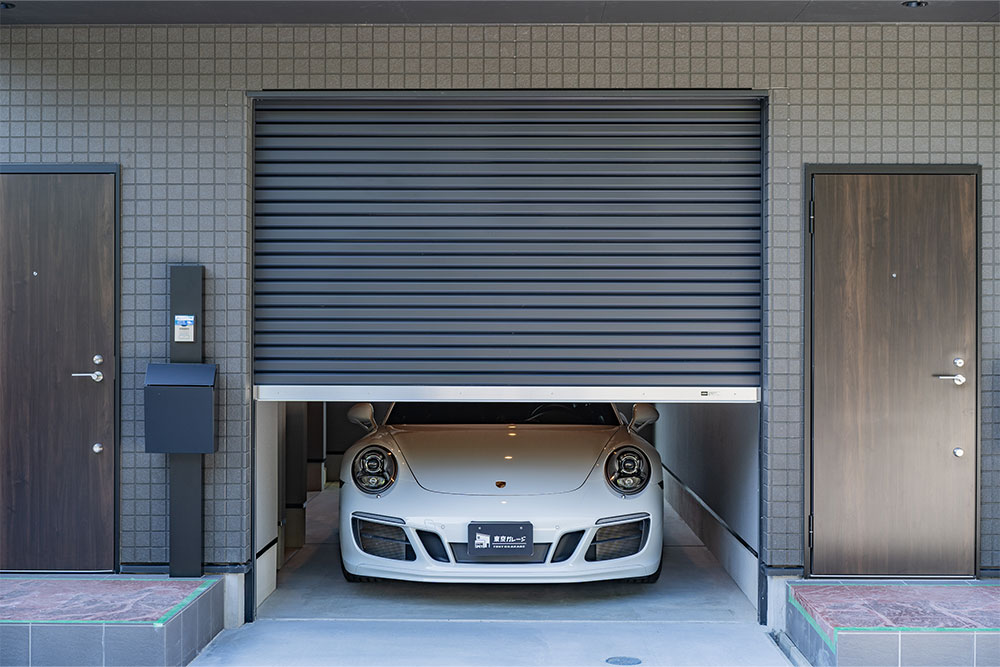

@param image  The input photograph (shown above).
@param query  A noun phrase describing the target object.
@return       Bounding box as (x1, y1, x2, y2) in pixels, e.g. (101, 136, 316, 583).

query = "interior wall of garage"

(655, 404, 760, 553)
(654, 403, 761, 602)
(0, 22, 996, 575)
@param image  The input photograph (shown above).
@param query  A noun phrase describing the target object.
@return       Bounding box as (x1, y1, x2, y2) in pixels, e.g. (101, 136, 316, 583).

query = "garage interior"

(239, 399, 774, 664)
(253, 401, 760, 596)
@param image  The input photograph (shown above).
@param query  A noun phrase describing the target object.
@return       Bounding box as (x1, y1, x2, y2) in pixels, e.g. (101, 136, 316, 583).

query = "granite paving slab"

(790, 582, 1000, 645)
(0, 577, 212, 624)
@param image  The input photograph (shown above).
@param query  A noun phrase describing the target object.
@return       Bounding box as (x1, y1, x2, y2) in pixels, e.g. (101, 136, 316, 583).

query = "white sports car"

(339, 402, 663, 584)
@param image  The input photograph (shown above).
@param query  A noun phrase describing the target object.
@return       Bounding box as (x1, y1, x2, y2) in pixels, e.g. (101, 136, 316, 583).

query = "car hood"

(387, 424, 619, 496)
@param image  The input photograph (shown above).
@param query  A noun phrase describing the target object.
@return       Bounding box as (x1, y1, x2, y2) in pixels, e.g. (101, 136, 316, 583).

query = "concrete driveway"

(194, 490, 788, 666)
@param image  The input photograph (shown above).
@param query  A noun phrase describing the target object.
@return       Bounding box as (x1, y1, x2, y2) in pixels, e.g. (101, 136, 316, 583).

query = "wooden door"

(811, 172, 977, 576)
(0, 171, 116, 571)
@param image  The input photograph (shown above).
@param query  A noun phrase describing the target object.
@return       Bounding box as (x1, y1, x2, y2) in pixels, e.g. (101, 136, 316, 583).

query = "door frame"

(0, 162, 121, 572)
(803, 163, 983, 579)
(246, 90, 772, 623)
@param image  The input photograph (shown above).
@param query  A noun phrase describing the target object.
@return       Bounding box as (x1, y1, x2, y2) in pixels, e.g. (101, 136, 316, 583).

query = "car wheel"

(624, 560, 662, 584)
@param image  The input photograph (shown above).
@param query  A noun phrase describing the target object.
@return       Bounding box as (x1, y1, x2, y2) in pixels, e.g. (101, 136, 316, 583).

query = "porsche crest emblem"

(495, 481, 506, 488)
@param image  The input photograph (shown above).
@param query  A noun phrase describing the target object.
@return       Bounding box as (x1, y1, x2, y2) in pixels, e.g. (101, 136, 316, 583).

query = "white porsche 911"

(339, 402, 663, 584)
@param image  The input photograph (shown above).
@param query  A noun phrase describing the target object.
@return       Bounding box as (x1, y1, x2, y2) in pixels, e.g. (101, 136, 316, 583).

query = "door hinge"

(808, 199, 815, 235)
(808, 514, 814, 549)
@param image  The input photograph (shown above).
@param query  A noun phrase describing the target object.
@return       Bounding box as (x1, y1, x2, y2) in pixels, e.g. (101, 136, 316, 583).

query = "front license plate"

(468, 522, 533, 557)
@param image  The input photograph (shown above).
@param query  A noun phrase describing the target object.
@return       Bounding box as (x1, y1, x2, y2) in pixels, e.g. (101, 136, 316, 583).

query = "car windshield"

(385, 402, 620, 426)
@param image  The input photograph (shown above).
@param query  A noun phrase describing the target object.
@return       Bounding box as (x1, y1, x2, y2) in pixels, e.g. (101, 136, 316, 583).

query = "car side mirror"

(629, 403, 659, 431)
(347, 402, 376, 431)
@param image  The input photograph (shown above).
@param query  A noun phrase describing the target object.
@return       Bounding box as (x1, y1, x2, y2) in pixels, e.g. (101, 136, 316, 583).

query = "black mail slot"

(144, 362, 217, 454)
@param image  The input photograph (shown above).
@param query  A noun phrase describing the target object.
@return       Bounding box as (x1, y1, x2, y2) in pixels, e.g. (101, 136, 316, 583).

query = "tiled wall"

(0, 23, 996, 569)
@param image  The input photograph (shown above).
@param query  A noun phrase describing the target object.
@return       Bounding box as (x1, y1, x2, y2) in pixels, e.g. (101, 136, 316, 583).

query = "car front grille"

(417, 530, 450, 563)
(353, 518, 416, 561)
(550, 530, 585, 563)
(585, 519, 649, 562)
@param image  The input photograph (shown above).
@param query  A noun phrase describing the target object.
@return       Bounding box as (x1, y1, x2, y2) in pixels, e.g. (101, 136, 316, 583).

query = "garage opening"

(252, 399, 764, 655)
(250, 92, 765, 626)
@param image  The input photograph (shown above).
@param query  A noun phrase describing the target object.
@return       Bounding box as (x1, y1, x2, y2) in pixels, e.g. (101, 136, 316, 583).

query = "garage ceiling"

(3, 0, 998, 24)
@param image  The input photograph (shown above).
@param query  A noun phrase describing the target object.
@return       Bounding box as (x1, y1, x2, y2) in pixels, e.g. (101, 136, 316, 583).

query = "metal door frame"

(803, 163, 983, 578)
(245, 90, 770, 622)
(0, 162, 121, 572)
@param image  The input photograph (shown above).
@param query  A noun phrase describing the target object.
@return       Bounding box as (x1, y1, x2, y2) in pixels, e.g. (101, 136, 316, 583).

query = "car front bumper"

(340, 484, 663, 584)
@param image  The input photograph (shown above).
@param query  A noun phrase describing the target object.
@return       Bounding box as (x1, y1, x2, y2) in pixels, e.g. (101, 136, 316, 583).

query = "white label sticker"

(174, 314, 195, 343)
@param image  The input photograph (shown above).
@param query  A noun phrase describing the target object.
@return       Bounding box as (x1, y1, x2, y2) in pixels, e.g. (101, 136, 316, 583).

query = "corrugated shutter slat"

(253, 95, 763, 388)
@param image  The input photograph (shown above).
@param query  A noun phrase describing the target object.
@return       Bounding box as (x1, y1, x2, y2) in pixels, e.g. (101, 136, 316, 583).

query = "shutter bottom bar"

(253, 385, 760, 403)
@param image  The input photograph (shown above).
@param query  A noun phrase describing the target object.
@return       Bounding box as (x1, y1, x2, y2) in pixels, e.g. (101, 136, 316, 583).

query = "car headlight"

(352, 445, 397, 494)
(605, 446, 651, 495)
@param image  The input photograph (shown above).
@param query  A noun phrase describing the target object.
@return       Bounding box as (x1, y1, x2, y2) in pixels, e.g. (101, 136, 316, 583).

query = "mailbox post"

(143, 265, 215, 578)
(144, 363, 216, 576)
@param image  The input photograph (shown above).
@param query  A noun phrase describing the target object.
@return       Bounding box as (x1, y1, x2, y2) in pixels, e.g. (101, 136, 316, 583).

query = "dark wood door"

(811, 172, 977, 576)
(0, 172, 116, 571)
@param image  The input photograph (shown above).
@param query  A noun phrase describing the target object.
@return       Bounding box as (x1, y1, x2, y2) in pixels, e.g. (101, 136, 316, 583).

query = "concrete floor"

(195, 486, 788, 666)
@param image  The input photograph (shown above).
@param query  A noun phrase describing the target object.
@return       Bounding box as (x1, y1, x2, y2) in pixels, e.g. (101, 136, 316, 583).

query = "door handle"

(934, 373, 966, 386)
(71, 371, 104, 382)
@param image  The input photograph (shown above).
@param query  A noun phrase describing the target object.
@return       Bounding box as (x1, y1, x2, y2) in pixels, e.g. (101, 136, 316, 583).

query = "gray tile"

(0, 624, 30, 667)
(195, 591, 212, 657)
(901, 632, 975, 667)
(164, 614, 184, 667)
(105, 624, 166, 667)
(838, 632, 900, 667)
(976, 632, 1000, 667)
(208, 581, 224, 640)
(181, 602, 200, 665)
(785, 598, 835, 666)
(29, 624, 104, 667)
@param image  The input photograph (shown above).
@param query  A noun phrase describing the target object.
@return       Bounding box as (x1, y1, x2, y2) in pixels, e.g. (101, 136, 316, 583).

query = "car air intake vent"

(450, 543, 551, 564)
(353, 518, 416, 561)
(585, 519, 649, 562)
(416, 530, 450, 563)
(551, 530, 585, 563)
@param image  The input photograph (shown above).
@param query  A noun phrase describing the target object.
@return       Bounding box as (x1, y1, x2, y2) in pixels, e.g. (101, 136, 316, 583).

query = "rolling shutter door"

(253, 93, 763, 397)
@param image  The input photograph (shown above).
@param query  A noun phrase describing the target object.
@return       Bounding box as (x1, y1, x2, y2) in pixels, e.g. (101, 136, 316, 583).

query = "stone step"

(0, 575, 223, 666)
(786, 581, 1000, 666)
